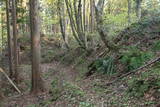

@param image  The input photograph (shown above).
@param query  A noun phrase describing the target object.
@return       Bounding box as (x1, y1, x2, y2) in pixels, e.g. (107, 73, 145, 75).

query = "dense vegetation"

(0, 0, 160, 106)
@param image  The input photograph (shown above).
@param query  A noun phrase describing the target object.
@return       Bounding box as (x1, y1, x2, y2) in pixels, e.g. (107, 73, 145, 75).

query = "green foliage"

(42, 50, 55, 63)
(127, 65, 160, 98)
(18, 35, 30, 44)
(127, 79, 150, 97)
(63, 82, 85, 98)
(50, 78, 61, 101)
(79, 102, 93, 107)
(152, 40, 160, 51)
(127, 78, 160, 97)
(93, 56, 116, 75)
(50, 80, 85, 102)
(39, 100, 52, 107)
(120, 47, 153, 71)
(105, 13, 132, 25)
(121, 15, 160, 41)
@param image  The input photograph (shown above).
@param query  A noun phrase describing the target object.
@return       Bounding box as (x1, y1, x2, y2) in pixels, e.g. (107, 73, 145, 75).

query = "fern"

(120, 47, 153, 71)
(93, 56, 116, 75)
(127, 78, 160, 97)
(152, 40, 160, 51)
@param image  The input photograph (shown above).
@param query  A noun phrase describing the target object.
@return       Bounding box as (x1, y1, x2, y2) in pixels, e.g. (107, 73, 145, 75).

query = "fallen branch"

(106, 57, 160, 86)
(0, 68, 22, 94)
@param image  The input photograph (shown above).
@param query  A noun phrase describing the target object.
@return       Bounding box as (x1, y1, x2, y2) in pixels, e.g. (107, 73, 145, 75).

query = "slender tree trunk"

(62, 1, 69, 49)
(65, 0, 88, 49)
(1, 14, 4, 54)
(83, 0, 88, 48)
(90, 0, 95, 32)
(58, 0, 69, 49)
(136, 0, 142, 19)
(65, 0, 83, 47)
(11, 0, 19, 83)
(128, 0, 131, 24)
(29, 0, 44, 94)
(6, 0, 14, 77)
(83, 0, 86, 32)
(95, 0, 117, 50)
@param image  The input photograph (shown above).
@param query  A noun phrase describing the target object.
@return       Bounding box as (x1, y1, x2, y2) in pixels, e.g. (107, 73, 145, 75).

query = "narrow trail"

(2, 60, 106, 107)
(42, 61, 79, 84)
(1, 62, 83, 106)
(48, 61, 104, 106)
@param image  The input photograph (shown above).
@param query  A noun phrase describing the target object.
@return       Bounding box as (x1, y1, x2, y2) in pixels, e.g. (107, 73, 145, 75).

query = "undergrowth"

(91, 56, 116, 75)
(126, 64, 160, 99)
(152, 40, 160, 51)
(120, 46, 154, 71)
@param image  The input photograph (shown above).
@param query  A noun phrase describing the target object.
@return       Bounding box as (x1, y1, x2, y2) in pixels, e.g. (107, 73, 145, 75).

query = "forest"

(0, 0, 160, 106)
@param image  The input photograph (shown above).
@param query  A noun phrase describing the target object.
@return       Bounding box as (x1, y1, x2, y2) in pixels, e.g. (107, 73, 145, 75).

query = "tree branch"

(0, 68, 22, 94)
(106, 57, 160, 86)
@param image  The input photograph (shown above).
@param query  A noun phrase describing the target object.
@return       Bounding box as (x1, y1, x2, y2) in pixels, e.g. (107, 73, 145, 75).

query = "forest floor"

(1, 53, 159, 107)
(1, 16, 160, 107)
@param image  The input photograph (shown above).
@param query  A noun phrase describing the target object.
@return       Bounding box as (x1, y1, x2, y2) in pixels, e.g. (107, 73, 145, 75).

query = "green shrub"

(127, 78, 160, 97)
(42, 50, 55, 63)
(120, 47, 153, 71)
(152, 40, 160, 51)
(92, 56, 116, 75)
(50, 79, 61, 101)
(127, 65, 160, 98)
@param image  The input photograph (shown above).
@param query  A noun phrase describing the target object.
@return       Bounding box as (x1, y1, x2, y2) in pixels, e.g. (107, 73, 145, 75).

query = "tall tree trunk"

(90, 0, 95, 32)
(128, 0, 131, 24)
(95, 0, 117, 50)
(83, 0, 88, 48)
(58, 0, 69, 49)
(1, 13, 4, 54)
(29, 0, 44, 94)
(65, 0, 84, 47)
(11, 0, 19, 83)
(136, 0, 142, 19)
(6, 0, 14, 77)
(65, 0, 87, 49)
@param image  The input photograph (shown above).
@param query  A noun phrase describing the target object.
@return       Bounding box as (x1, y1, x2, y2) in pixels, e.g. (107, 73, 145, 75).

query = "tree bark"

(29, 0, 44, 94)
(6, 0, 14, 78)
(1, 13, 4, 54)
(65, 0, 87, 49)
(90, 0, 95, 32)
(127, 0, 131, 24)
(11, 0, 19, 83)
(65, 0, 83, 47)
(58, 0, 69, 49)
(83, 0, 88, 48)
(95, 0, 117, 50)
(136, 0, 142, 19)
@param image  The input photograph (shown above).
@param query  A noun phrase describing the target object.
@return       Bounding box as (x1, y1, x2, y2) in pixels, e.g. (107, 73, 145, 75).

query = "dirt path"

(48, 61, 105, 107)
(1, 60, 128, 107)
(1, 61, 85, 107)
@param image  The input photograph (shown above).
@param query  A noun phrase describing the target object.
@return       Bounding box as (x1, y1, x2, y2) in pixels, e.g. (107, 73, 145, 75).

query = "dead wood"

(0, 68, 22, 94)
(105, 57, 160, 86)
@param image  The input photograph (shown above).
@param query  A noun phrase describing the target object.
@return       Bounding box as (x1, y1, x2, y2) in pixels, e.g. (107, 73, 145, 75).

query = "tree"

(57, 0, 69, 49)
(6, 0, 14, 77)
(90, 0, 96, 32)
(29, 0, 44, 94)
(1, 13, 4, 54)
(65, 0, 87, 49)
(135, 0, 142, 19)
(95, 0, 117, 51)
(128, 0, 132, 23)
(11, 0, 19, 82)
